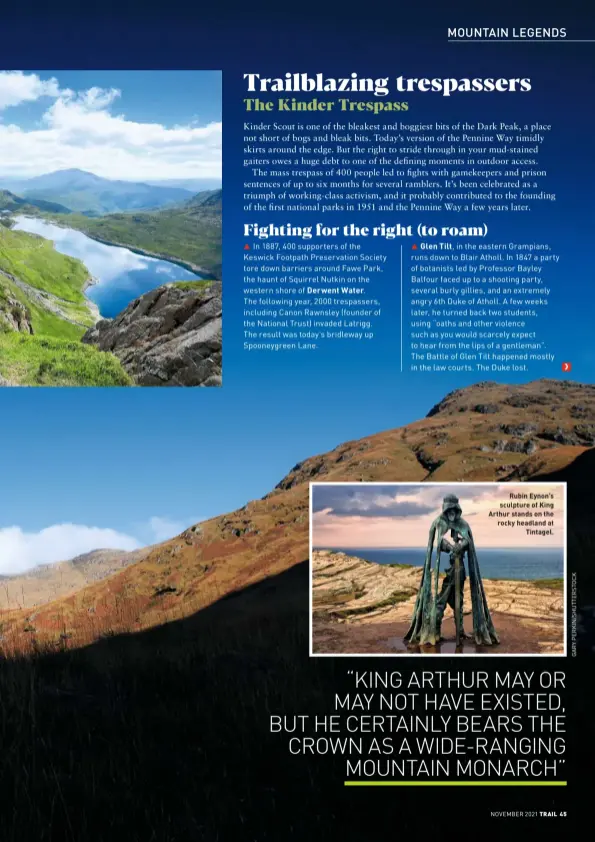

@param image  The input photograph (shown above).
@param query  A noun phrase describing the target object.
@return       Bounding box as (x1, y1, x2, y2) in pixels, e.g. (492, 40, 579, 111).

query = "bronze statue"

(404, 494, 499, 647)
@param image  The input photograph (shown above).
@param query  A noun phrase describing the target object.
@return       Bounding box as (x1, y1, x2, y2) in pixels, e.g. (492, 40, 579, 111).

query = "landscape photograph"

(0, 377, 592, 837)
(0, 70, 222, 386)
(310, 481, 566, 656)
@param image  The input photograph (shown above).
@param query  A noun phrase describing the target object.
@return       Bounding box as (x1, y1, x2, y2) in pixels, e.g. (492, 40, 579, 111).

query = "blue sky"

(0, 376, 446, 572)
(0, 25, 593, 572)
(0, 382, 433, 538)
(0, 70, 221, 181)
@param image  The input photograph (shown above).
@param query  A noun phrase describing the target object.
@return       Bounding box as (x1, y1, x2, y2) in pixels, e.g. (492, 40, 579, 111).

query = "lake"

(13, 216, 203, 318)
(313, 547, 564, 581)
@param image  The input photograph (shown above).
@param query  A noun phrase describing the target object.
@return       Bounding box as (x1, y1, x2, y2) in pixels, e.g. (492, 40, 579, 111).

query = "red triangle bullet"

(244, 244, 250, 250)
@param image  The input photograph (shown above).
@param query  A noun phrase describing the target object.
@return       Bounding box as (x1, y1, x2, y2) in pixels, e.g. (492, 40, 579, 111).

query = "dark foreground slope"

(0, 558, 589, 841)
(0, 380, 591, 840)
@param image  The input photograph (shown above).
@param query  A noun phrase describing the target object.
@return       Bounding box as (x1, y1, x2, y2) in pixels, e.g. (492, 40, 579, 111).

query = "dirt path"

(0, 267, 98, 326)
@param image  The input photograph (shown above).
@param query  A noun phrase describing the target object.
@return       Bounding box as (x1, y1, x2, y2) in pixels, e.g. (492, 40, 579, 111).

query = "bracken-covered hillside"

(3, 378, 593, 651)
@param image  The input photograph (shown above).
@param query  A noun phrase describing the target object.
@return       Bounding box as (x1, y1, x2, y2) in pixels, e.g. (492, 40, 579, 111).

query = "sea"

(313, 547, 564, 581)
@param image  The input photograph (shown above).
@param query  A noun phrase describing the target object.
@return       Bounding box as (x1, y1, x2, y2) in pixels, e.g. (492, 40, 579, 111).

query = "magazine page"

(0, 2, 591, 838)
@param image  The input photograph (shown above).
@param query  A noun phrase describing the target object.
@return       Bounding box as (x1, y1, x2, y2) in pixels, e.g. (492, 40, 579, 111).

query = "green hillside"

(0, 225, 131, 386)
(43, 189, 222, 276)
(0, 333, 133, 386)
(0, 274, 86, 341)
(0, 224, 90, 305)
(0, 189, 70, 215)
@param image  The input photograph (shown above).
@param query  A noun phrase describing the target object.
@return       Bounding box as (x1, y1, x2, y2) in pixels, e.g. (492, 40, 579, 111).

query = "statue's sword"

(452, 529, 461, 647)
(430, 550, 440, 644)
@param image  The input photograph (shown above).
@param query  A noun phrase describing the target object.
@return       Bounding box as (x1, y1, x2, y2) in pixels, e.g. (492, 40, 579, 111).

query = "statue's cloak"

(404, 508, 499, 647)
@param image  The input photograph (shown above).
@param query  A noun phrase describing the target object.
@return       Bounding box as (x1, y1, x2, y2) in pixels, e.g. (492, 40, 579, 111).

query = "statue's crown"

(442, 494, 462, 515)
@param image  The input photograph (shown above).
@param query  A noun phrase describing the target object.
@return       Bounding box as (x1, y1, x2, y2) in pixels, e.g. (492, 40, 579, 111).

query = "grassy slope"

(0, 225, 89, 303)
(0, 273, 90, 339)
(43, 189, 223, 276)
(0, 226, 131, 385)
(0, 333, 133, 386)
(171, 279, 214, 292)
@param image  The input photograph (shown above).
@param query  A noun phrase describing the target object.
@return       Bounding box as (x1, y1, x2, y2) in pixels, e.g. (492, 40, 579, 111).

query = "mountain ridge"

(2, 378, 592, 652)
(0, 548, 149, 610)
(0, 188, 71, 215)
(2, 168, 195, 215)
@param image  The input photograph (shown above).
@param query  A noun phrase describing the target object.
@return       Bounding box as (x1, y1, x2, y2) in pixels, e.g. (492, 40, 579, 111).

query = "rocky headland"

(311, 549, 564, 655)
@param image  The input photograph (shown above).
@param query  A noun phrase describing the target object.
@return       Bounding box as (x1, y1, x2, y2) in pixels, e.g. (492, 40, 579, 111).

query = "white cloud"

(0, 524, 142, 576)
(71, 86, 121, 110)
(0, 71, 221, 181)
(0, 71, 60, 110)
(0, 512, 204, 576)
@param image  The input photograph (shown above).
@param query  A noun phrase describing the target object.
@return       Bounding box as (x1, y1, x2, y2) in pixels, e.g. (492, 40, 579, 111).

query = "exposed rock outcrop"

(312, 549, 563, 623)
(312, 550, 564, 655)
(0, 294, 33, 333)
(82, 282, 222, 386)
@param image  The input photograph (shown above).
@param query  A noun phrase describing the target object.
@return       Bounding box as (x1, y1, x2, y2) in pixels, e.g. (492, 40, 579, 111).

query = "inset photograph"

(0, 70, 221, 386)
(310, 482, 566, 656)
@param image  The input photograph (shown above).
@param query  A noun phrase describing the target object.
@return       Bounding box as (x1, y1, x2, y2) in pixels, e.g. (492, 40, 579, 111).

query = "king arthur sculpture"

(404, 494, 499, 647)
